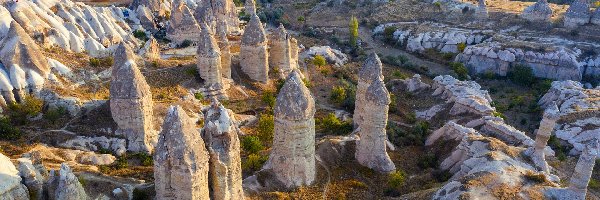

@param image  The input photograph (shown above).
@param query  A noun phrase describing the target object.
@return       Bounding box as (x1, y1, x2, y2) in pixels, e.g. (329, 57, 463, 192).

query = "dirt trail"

(358, 26, 452, 76)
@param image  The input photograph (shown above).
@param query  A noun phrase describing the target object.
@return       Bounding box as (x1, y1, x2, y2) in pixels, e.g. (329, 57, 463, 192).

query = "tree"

(312, 55, 327, 67)
(349, 16, 359, 47)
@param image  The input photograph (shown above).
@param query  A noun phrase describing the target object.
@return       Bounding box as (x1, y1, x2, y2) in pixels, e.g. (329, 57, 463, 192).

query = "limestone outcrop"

(475, 0, 488, 18)
(521, 0, 553, 22)
(240, 13, 269, 83)
(402, 74, 430, 92)
(354, 53, 384, 128)
(265, 70, 316, 189)
(202, 100, 244, 200)
(139, 37, 160, 61)
(355, 78, 396, 173)
(0, 153, 29, 200)
(531, 103, 560, 173)
(154, 105, 210, 200)
(564, 0, 591, 28)
(197, 23, 228, 99)
(425, 121, 481, 146)
(46, 163, 89, 200)
(110, 43, 157, 153)
(269, 24, 298, 78)
(302, 46, 349, 67)
(431, 75, 495, 116)
(167, 2, 202, 45)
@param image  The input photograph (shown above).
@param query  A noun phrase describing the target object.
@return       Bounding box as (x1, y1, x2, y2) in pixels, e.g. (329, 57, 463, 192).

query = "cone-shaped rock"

(110, 43, 157, 153)
(0, 153, 29, 199)
(240, 14, 269, 83)
(139, 36, 160, 61)
(245, 0, 257, 16)
(46, 163, 88, 200)
(154, 106, 210, 200)
(354, 53, 384, 128)
(197, 23, 223, 87)
(355, 78, 396, 173)
(195, 0, 240, 34)
(564, 0, 591, 28)
(167, 2, 202, 45)
(521, 0, 553, 22)
(266, 70, 316, 188)
(269, 24, 296, 78)
(217, 20, 232, 79)
(202, 100, 244, 200)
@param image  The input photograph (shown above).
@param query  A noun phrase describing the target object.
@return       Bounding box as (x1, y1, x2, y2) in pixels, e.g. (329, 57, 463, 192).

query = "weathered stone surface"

(265, 70, 316, 189)
(592, 8, 600, 25)
(202, 100, 244, 200)
(216, 20, 232, 79)
(269, 24, 297, 78)
(25, 144, 116, 168)
(355, 78, 395, 173)
(389, 23, 491, 54)
(197, 23, 228, 99)
(354, 53, 384, 128)
(17, 158, 44, 200)
(0, 21, 50, 103)
(59, 136, 127, 156)
(110, 43, 157, 153)
(139, 37, 160, 61)
(240, 14, 269, 83)
(0, 153, 29, 200)
(167, 2, 202, 45)
(195, 0, 240, 34)
(564, 0, 591, 28)
(426, 121, 481, 146)
(302, 46, 349, 67)
(154, 106, 210, 200)
(245, 0, 257, 16)
(403, 74, 430, 92)
(545, 140, 598, 199)
(531, 103, 560, 173)
(47, 163, 89, 200)
(136, 5, 156, 31)
(521, 0, 553, 22)
(431, 75, 495, 116)
(475, 0, 488, 18)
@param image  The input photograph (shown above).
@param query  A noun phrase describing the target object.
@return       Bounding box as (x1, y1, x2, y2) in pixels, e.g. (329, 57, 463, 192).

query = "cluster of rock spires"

(197, 23, 229, 99)
(521, 0, 553, 22)
(269, 24, 300, 78)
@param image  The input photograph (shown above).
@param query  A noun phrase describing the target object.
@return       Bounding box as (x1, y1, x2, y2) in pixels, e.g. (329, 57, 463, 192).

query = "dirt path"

(358, 27, 452, 76)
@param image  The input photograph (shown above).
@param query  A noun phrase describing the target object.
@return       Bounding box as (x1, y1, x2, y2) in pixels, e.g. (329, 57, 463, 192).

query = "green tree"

(312, 55, 327, 67)
(349, 16, 359, 47)
(383, 26, 397, 42)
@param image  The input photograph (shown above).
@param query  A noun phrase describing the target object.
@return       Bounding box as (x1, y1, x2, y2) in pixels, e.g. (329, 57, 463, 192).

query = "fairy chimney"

(354, 53, 384, 128)
(531, 102, 560, 173)
(269, 24, 297, 78)
(521, 0, 553, 22)
(240, 14, 269, 83)
(217, 20, 232, 79)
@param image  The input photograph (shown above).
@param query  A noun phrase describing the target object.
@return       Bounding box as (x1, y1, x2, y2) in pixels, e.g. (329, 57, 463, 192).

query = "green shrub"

(132, 153, 153, 166)
(383, 26, 397, 42)
(275, 79, 285, 93)
(179, 40, 193, 48)
(44, 107, 66, 124)
(7, 96, 44, 125)
(392, 70, 408, 79)
(316, 113, 353, 135)
(114, 156, 128, 169)
(493, 111, 506, 120)
(242, 153, 268, 171)
(388, 170, 406, 188)
(194, 93, 204, 101)
(257, 114, 274, 143)
(590, 179, 600, 189)
(297, 16, 305, 22)
(433, 1, 442, 9)
(457, 43, 467, 52)
(417, 154, 438, 169)
(349, 16, 359, 47)
(261, 91, 276, 109)
(89, 57, 114, 68)
(302, 78, 313, 88)
(450, 62, 469, 80)
(78, 176, 87, 187)
(242, 136, 264, 154)
(133, 30, 148, 41)
(132, 188, 149, 200)
(184, 67, 198, 76)
(312, 55, 327, 67)
(330, 86, 347, 105)
(0, 117, 21, 140)
(508, 64, 536, 86)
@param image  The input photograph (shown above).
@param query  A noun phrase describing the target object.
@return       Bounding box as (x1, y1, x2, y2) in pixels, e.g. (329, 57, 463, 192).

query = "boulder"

(0, 153, 29, 200)
(564, 0, 591, 28)
(521, 0, 553, 22)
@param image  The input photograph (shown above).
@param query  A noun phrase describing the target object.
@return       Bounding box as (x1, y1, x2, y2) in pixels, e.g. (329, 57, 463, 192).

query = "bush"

(114, 156, 128, 169)
(392, 70, 408, 79)
(194, 93, 204, 101)
(133, 30, 148, 41)
(417, 154, 438, 169)
(7, 96, 44, 125)
(316, 113, 353, 135)
(349, 16, 359, 47)
(184, 67, 198, 76)
(330, 86, 347, 105)
(450, 62, 469, 80)
(0, 117, 21, 140)
(242, 153, 268, 171)
(388, 170, 406, 188)
(132, 188, 149, 200)
(242, 136, 264, 154)
(312, 55, 327, 67)
(257, 114, 274, 143)
(261, 91, 276, 109)
(508, 64, 536, 86)
(383, 26, 397, 42)
(89, 57, 114, 68)
(44, 107, 66, 124)
(457, 43, 467, 52)
(132, 153, 153, 166)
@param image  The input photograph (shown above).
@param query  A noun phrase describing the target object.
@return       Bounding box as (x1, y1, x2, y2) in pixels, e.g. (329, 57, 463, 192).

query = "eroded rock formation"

(197, 23, 228, 99)
(475, 0, 488, 18)
(195, 0, 240, 34)
(546, 140, 598, 199)
(139, 37, 160, 61)
(202, 100, 244, 200)
(269, 24, 298, 78)
(47, 163, 89, 200)
(564, 0, 591, 28)
(265, 70, 316, 189)
(431, 75, 495, 116)
(354, 53, 384, 127)
(0, 153, 29, 200)
(521, 0, 553, 22)
(216, 20, 232, 79)
(240, 13, 269, 83)
(154, 106, 210, 200)
(355, 78, 396, 173)
(167, 2, 202, 45)
(592, 8, 600, 25)
(531, 103, 560, 173)
(110, 43, 157, 153)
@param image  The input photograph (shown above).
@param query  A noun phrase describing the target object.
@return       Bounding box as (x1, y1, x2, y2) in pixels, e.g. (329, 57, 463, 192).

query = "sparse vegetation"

(257, 114, 274, 144)
(261, 90, 276, 109)
(450, 62, 469, 80)
(316, 113, 353, 135)
(242, 136, 264, 154)
(0, 117, 21, 140)
(133, 30, 148, 41)
(6, 96, 44, 125)
(383, 26, 398, 42)
(388, 169, 407, 188)
(242, 153, 268, 171)
(508, 64, 536, 86)
(89, 57, 114, 68)
(312, 55, 327, 67)
(330, 86, 348, 105)
(349, 16, 359, 47)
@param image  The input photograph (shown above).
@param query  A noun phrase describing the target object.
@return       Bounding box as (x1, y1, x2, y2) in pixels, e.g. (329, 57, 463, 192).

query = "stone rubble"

(197, 23, 228, 99)
(269, 24, 298, 78)
(431, 75, 495, 116)
(355, 77, 396, 173)
(354, 53, 384, 128)
(0, 153, 29, 200)
(521, 0, 553, 22)
(564, 0, 591, 28)
(201, 100, 245, 200)
(110, 43, 157, 153)
(265, 70, 316, 189)
(240, 12, 269, 83)
(154, 105, 210, 200)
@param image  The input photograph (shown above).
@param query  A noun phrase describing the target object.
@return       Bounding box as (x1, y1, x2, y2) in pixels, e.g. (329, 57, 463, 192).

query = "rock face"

(17, 158, 44, 200)
(245, 0, 257, 16)
(564, 0, 591, 28)
(521, 0, 553, 22)
(110, 43, 157, 153)
(403, 74, 430, 92)
(592, 8, 600, 25)
(269, 24, 298, 78)
(0, 153, 29, 200)
(195, 0, 240, 34)
(139, 37, 160, 60)
(302, 46, 349, 67)
(475, 0, 488, 18)
(240, 13, 269, 83)
(0, 21, 50, 103)
(546, 140, 598, 199)
(47, 164, 88, 200)
(216, 20, 232, 79)
(154, 106, 210, 200)
(167, 2, 202, 45)
(354, 53, 384, 128)
(197, 23, 228, 99)
(136, 5, 157, 31)
(355, 78, 396, 173)
(531, 103, 560, 173)
(431, 75, 495, 116)
(202, 100, 244, 200)
(266, 70, 316, 189)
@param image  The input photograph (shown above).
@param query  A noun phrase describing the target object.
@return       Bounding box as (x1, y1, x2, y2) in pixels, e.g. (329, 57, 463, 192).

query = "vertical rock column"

(245, 0, 257, 16)
(267, 70, 316, 189)
(564, 0, 591, 28)
(240, 8, 269, 83)
(269, 24, 294, 78)
(197, 23, 228, 99)
(476, 0, 488, 18)
(110, 43, 157, 153)
(531, 103, 560, 173)
(154, 106, 210, 200)
(217, 20, 232, 79)
(167, 2, 202, 45)
(568, 140, 598, 196)
(202, 100, 244, 200)
(355, 78, 396, 173)
(354, 53, 384, 128)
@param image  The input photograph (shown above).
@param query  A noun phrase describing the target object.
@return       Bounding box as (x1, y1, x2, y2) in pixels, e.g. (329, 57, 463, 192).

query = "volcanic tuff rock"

(136, 5, 157, 31)
(154, 106, 210, 200)
(521, 0, 553, 22)
(403, 74, 431, 92)
(531, 103, 560, 173)
(110, 43, 157, 153)
(240, 14, 269, 83)
(266, 70, 316, 189)
(217, 20, 232, 79)
(195, 0, 240, 34)
(139, 37, 161, 60)
(545, 140, 598, 199)
(46, 163, 89, 200)
(564, 0, 591, 28)
(167, 2, 202, 45)
(0, 153, 29, 200)
(269, 24, 298, 78)
(475, 0, 488, 18)
(431, 75, 495, 116)
(17, 158, 44, 200)
(355, 78, 396, 173)
(354, 53, 384, 128)
(592, 8, 600, 25)
(302, 46, 349, 67)
(197, 23, 228, 99)
(202, 100, 244, 200)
